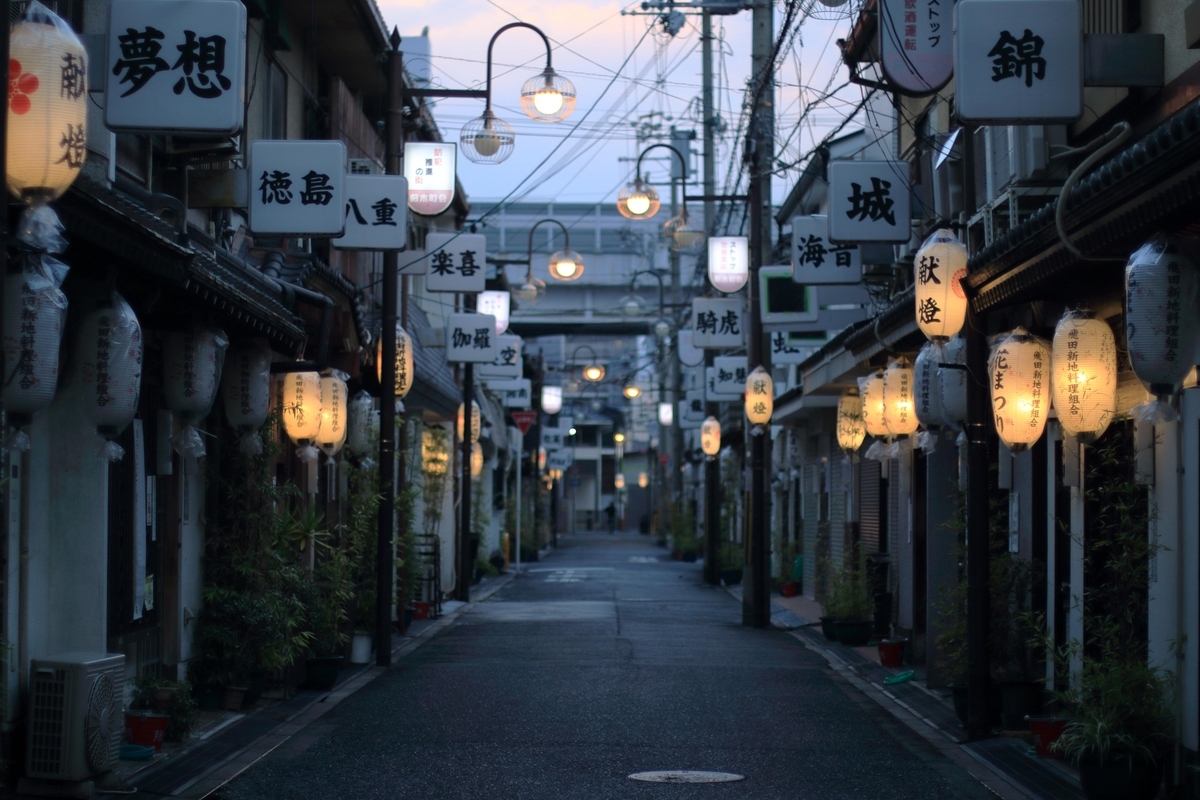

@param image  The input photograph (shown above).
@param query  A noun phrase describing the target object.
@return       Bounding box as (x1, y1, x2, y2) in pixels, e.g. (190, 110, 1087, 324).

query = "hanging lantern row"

(913, 229, 969, 343)
(346, 391, 379, 456)
(79, 293, 143, 461)
(2, 256, 69, 447)
(457, 400, 482, 443)
(317, 372, 349, 457)
(1052, 312, 1117, 443)
(165, 327, 228, 459)
(377, 324, 414, 400)
(222, 339, 272, 454)
(836, 390, 865, 453)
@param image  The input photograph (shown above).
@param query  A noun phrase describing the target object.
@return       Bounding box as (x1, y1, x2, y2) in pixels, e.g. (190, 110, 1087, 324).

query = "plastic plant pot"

(878, 639, 906, 667)
(1027, 716, 1068, 758)
(125, 712, 169, 752)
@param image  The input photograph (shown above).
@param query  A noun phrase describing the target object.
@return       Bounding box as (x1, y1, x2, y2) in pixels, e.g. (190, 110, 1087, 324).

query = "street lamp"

(614, 432, 626, 444)
(616, 144, 688, 221)
(525, 218, 583, 284)
(572, 344, 605, 382)
(627, 270, 671, 339)
(623, 384, 641, 399)
(663, 206, 706, 254)
(614, 473, 626, 489)
(638, 472, 649, 488)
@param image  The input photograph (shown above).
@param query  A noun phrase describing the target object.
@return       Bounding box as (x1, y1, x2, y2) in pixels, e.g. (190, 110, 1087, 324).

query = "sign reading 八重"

(425, 233, 487, 294)
(828, 161, 912, 243)
(445, 313, 498, 363)
(405, 142, 457, 216)
(791, 216, 861, 284)
(333, 175, 408, 250)
(248, 140, 346, 235)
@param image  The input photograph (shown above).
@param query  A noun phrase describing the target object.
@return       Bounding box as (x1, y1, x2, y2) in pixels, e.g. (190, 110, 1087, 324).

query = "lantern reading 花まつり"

(836, 390, 866, 452)
(939, 335, 968, 430)
(457, 401, 481, 442)
(222, 340, 271, 454)
(744, 366, 773, 427)
(541, 385, 562, 414)
(882, 357, 919, 436)
(78, 294, 142, 460)
(1052, 312, 1117, 443)
(470, 442, 484, 477)
(282, 371, 323, 461)
(377, 325, 414, 399)
(913, 229, 968, 342)
(317, 373, 348, 456)
(701, 416, 721, 456)
(989, 328, 1051, 451)
(164, 328, 228, 459)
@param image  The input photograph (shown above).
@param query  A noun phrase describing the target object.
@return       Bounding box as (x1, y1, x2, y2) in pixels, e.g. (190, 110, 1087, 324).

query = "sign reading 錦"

(333, 175, 408, 250)
(487, 378, 532, 408)
(791, 216, 862, 284)
(879, 0, 953, 95)
(479, 334, 522, 380)
(425, 233, 487, 293)
(691, 298, 745, 349)
(248, 140, 346, 235)
(828, 161, 912, 243)
(445, 313, 498, 363)
(954, 0, 1082, 123)
(769, 331, 812, 365)
(106, 0, 247, 134)
(541, 426, 565, 451)
(405, 142, 457, 216)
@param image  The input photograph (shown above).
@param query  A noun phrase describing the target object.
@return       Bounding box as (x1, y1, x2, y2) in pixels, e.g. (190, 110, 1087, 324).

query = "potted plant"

(826, 559, 874, 646)
(128, 676, 198, 745)
(777, 539, 799, 597)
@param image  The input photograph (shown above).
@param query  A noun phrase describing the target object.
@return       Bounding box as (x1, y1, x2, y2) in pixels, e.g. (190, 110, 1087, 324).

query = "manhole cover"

(627, 771, 745, 784)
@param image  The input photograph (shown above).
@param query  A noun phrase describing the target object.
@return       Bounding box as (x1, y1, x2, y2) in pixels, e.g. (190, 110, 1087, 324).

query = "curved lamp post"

(513, 218, 583, 307)
(571, 344, 605, 382)
(616, 143, 702, 250)
(620, 270, 671, 339)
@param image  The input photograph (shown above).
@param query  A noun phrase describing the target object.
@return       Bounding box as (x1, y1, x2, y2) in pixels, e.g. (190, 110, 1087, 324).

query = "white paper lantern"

(914, 229, 969, 342)
(470, 441, 484, 477)
(222, 340, 271, 453)
(882, 357, 919, 436)
(701, 416, 721, 456)
(858, 371, 888, 437)
(281, 371, 323, 457)
(744, 366, 773, 427)
(164, 329, 227, 419)
(78, 293, 142, 459)
(658, 401, 674, 427)
(317, 373, 348, 456)
(347, 391, 377, 455)
(939, 335, 968, 430)
(837, 390, 866, 452)
(1052, 312, 1117, 443)
(914, 342, 945, 430)
(3, 264, 67, 418)
(638, 472, 649, 488)
(541, 385, 562, 414)
(989, 328, 1051, 452)
(457, 400, 481, 443)
(6, 2, 88, 202)
(478, 291, 511, 336)
(377, 324, 414, 399)
(614, 473, 626, 489)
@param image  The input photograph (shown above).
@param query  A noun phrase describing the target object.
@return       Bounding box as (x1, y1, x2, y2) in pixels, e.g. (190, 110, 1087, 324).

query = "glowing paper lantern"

(708, 236, 749, 293)
(164, 328, 228, 458)
(658, 402, 674, 427)
(989, 328, 1051, 452)
(857, 371, 888, 437)
(457, 401, 481, 443)
(913, 229, 969, 341)
(470, 441, 484, 477)
(939, 335, 968, 430)
(1051, 312, 1117, 443)
(744, 366, 773, 426)
(222, 339, 272, 454)
(614, 473, 626, 489)
(316, 373, 348, 456)
(836, 390, 866, 452)
(422, 429, 449, 475)
(377, 325, 414, 399)
(913, 342, 945, 430)
(346, 390, 377, 455)
(3, 263, 67, 419)
(78, 293, 142, 460)
(478, 290, 511, 336)
(638, 472, 649, 488)
(281, 371, 323, 461)
(701, 416, 721, 456)
(541, 385, 562, 414)
(882, 358, 919, 436)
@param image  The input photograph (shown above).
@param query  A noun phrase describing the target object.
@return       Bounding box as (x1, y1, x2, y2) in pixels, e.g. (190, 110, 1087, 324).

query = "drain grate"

(627, 771, 745, 784)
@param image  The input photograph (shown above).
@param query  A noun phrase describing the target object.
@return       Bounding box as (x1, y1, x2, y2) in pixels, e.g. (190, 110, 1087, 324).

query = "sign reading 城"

(691, 298, 745, 349)
(106, 0, 247, 134)
(445, 313, 498, 363)
(879, 0, 953, 95)
(333, 175, 408, 250)
(791, 216, 862, 284)
(479, 334, 522, 380)
(248, 140, 346, 235)
(425, 233, 487, 293)
(828, 161, 912, 243)
(405, 142, 457, 216)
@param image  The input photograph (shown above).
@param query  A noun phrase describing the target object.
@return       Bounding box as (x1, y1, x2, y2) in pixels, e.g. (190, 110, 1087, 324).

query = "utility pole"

(701, 9, 721, 586)
(743, 0, 773, 628)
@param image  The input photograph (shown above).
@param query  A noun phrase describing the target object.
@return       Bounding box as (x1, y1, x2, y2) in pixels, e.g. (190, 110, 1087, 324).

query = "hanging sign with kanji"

(487, 378, 532, 408)
(707, 236, 749, 293)
(445, 313, 498, 363)
(791, 216, 862, 284)
(541, 426, 565, 451)
(548, 449, 573, 471)
(828, 161, 911, 243)
(879, 0, 953, 95)
(511, 410, 538, 434)
(680, 390, 706, 428)
(713, 357, 748, 396)
(769, 331, 812, 365)
(405, 142, 457, 216)
(479, 334, 522, 379)
(691, 298, 745, 349)
(677, 328, 704, 367)
(954, 0, 1082, 123)
(425, 233, 487, 293)
(248, 140, 346, 235)
(106, 0, 247, 134)
(333, 175, 408, 250)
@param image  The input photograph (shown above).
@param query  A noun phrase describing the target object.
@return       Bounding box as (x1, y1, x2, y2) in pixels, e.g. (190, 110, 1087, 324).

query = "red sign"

(511, 411, 538, 435)
(658, 454, 670, 468)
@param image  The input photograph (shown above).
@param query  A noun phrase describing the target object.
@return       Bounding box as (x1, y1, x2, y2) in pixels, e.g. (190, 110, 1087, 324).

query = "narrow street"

(220, 533, 995, 800)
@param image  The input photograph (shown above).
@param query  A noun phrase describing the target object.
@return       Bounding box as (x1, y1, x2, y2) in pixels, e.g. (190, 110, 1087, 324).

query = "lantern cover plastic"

(3, 253, 68, 419)
(708, 237, 750, 293)
(914, 229, 969, 341)
(988, 328, 1051, 452)
(470, 441, 484, 477)
(347, 390, 378, 456)
(1052, 312, 1117, 443)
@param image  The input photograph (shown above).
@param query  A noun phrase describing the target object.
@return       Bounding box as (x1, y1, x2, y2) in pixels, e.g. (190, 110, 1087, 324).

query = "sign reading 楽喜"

(479, 334, 522, 380)
(954, 0, 1082, 123)
(879, 0, 953, 95)
(445, 313, 498, 363)
(405, 142, 457, 216)
(487, 378, 532, 408)
(791, 216, 862, 284)
(248, 140, 346, 235)
(691, 298, 745, 349)
(106, 0, 247, 134)
(425, 233, 487, 293)
(828, 161, 911, 243)
(333, 175, 408, 250)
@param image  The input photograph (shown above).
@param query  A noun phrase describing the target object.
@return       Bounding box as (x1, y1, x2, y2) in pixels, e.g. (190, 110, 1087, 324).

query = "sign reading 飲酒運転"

(791, 216, 862, 284)
(479, 334, 522, 380)
(486, 378, 532, 408)
(333, 175, 408, 250)
(425, 233, 487, 293)
(879, 0, 953, 95)
(691, 298, 745, 349)
(106, 0, 247, 134)
(707, 237, 749, 293)
(248, 140, 346, 235)
(445, 313, 498, 363)
(405, 142, 457, 216)
(828, 161, 912, 243)
(954, 0, 1082, 123)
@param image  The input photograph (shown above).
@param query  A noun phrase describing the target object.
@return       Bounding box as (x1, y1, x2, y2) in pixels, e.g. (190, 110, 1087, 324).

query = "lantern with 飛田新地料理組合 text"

(316, 372, 348, 457)
(1052, 312, 1117, 443)
(164, 327, 228, 459)
(989, 328, 1051, 452)
(221, 339, 271, 454)
(78, 293, 142, 461)
(281, 371, 323, 462)
(836, 390, 865, 453)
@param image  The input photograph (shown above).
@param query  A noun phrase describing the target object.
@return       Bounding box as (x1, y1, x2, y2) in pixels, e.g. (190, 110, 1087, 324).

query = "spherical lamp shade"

(913, 341, 945, 430)
(549, 249, 584, 282)
(457, 400, 481, 443)
(914, 229, 969, 341)
(989, 328, 1051, 452)
(583, 363, 605, 382)
(7, 3, 88, 202)
(836, 390, 866, 452)
(939, 334, 968, 430)
(1052, 312, 1117, 443)
(478, 290, 511, 335)
(621, 294, 646, 317)
(617, 178, 660, 220)
(857, 371, 888, 437)
(282, 371, 323, 444)
(623, 384, 641, 399)
(614, 473, 626, 489)
(316, 374, 348, 457)
(519, 68, 576, 122)
(701, 416, 721, 456)
(744, 366, 774, 426)
(664, 208, 706, 254)
(3, 265, 66, 417)
(614, 432, 626, 443)
(708, 237, 750, 293)
(658, 401, 674, 427)
(1126, 234, 1200, 404)
(470, 441, 484, 477)
(638, 472, 649, 488)
(882, 357, 919, 436)
(377, 324, 415, 399)
(460, 110, 515, 165)
(541, 385, 563, 414)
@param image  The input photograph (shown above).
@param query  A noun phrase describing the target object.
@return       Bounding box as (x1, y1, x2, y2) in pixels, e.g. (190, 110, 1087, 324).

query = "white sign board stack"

(445, 313, 498, 363)
(479, 334, 522, 379)
(425, 233, 488, 293)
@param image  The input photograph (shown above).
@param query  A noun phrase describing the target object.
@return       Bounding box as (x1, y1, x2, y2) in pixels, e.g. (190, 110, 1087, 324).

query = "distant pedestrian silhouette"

(604, 503, 615, 535)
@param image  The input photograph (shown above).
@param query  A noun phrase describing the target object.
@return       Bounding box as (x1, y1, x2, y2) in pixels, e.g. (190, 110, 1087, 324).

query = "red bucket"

(412, 602, 430, 620)
(1028, 717, 1067, 758)
(878, 639, 906, 668)
(781, 582, 799, 598)
(125, 712, 169, 752)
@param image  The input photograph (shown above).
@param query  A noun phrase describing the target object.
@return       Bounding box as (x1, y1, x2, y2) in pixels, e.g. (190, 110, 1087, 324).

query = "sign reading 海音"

(707, 237, 749, 293)
(445, 313, 498, 363)
(791, 216, 861, 284)
(249, 140, 346, 235)
(487, 378, 532, 408)
(425, 233, 487, 293)
(770, 332, 812, 365)
(954, 0, 1082, 123)
(828, 161, 911, 243)
(333, 175, 408, 250)
(405, 142, 457, 216)
(705, 366, 744, 401)
(879, 0, 952, 95)
(691, 298, 745, 349)
(541, 426, 565, 451)
(479, 334, 522, 380)
(106, 0, 247, 134)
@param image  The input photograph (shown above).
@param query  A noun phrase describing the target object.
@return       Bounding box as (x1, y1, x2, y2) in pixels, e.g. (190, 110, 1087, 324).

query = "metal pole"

(701, 8, 720, 586)
(457, 296, 475, 602)
(515, 426, 522, 574)
(669, 180, 683, 504)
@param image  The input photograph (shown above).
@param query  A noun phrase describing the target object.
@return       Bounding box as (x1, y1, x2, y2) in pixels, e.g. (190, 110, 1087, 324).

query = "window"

(263, 61, 287, 140)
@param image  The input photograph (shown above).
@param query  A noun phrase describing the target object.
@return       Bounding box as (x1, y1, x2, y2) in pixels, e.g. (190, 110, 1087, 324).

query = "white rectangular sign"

(791, 215, 862, 284)
(769, 332, 814, 365)
(714, 357, 748, 394)
(828, 161, 912, 243)
(677, 328, 704, 367)
(691, 298, 745, 349)
(541, 426, 565, 451)
(705, 367, 743, 401)
(486, 378, 532, 408)
(333, 175, 408, 250)
(425, 233, 487, 293)
(106, 0, 247, 134)
(405, 142, 457, 216)
(249, 140, 346, 235)
(680, 390, 706, 427)
(478, 334, 522, 379)
(547, 449, 573, 471)
(446, 313, 498, 363)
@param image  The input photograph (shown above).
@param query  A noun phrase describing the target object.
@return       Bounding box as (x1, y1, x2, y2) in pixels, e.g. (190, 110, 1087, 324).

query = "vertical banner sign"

(769, 331, 810, 365)
(445, 313, 498, 363)
(691, 298, 745, 348)
(954, 0, 1082, 123)
(404, 141, 457, 216)
(333, 175, 408, 250)
(707, 236, 750, 293)
(479, 334, 522, 379)
(106, 0, 248, 134)
(828, 161, 912, 243)
(879, 0, 953, 95)
(425, 233, 488, 293)
(791, 215, 862, 284)
(248, 140, 346, 235)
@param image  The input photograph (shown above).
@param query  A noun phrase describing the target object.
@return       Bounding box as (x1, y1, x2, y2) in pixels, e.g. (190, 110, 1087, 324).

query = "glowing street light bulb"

(626, 194, 651, 216)
(533, 86, 564, 116)
(583, 364, 605, 382)
(623, 384, 641, 399)
(614, 432, 626, 443)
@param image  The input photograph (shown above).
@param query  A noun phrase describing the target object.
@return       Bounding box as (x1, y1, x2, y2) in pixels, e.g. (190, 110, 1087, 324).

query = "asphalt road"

(220, 532, 995, 799)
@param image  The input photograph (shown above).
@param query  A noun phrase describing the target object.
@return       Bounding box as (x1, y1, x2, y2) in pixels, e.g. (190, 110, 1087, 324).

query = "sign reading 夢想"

(248, 140, 346, 235)
(405, 142, 457, 216)
(791, 216, 862, 284)
(879, 0, 953, 95)
(707, 237, 749, 293)
(954, 0, 1082, 123)
(691, 298, 745, 349)
(333, 174, 408, 250)
(106, 0, 247, 134)
(445, 313, 498, 363)
(487, 378, 532, 408)
(479, 334, 522, 379)
(828, 161, 912, 243)
(425, 233, 487, 293)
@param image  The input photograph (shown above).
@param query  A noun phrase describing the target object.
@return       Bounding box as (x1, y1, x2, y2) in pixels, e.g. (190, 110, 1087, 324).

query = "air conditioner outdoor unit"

(23, 653, 124, 787)
(983, 125, 1060, 201)
(349, 158, 383, 175)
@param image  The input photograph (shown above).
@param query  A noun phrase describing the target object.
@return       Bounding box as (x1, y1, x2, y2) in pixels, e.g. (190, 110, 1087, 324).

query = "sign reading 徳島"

(248, 140, 346, 235)
(691, 298, 745, 349)
(827, 161, 912, 243)
(106, 0, 247, 134)
(405, 142, 457, 216)
(879, 0, 953, 95)
(445, 313, 498, 363)
(791, 216, 862, 284)
(954, 0, 1082, 123)
(479, 334, 522, 380)
(425, 233, 488, 294)
(333, 175, 408, 250)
